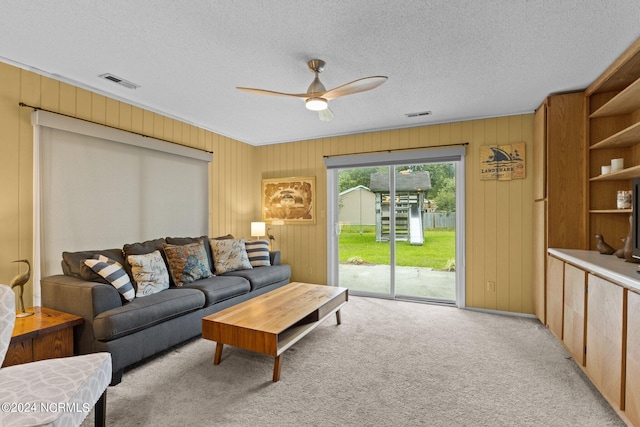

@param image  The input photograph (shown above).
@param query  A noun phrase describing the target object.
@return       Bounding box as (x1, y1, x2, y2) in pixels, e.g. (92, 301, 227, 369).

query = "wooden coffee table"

(202, 282, 348, 382)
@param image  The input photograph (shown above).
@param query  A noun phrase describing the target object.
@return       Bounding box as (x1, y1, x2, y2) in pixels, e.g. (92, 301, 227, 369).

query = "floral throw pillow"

(127, 250, 170, 297)
(163, 241, 212, 286)
(209, 238, 253, 275)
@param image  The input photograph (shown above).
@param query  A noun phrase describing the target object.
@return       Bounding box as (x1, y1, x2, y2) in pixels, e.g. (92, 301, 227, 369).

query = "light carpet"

(82, 296, 624, 426)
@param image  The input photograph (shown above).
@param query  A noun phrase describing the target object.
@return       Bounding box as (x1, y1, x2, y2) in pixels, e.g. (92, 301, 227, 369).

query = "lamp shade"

(305, 97, 328, 111)
(251, 221, 266, 238)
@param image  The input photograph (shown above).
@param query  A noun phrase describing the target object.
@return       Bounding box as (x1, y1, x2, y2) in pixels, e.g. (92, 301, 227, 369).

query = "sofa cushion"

(211, 234, 234, 240)
(223, 264, 291, 291)
(62, 248, 126, 283)
(123, 238, 172, 285)
(209, 238, 252, 275)
(165, 236, 214, 274)
(245, 240, 271, 267)
(181, 275, 251, 306)
(127, 250, 170, 297)
(83, 256, 135, 302)
(163, 241, 212, 286)
(123, 238, 167, 257)
(93, 288, 205, 341)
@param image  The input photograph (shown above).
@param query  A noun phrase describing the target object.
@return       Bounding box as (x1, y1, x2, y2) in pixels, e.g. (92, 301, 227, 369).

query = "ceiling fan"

(236, 59, 387, 122)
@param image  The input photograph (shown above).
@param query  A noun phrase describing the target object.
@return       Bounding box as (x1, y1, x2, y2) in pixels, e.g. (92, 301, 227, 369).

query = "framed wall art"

(262, 176, 316, 224)
(480, 143, 526, 181)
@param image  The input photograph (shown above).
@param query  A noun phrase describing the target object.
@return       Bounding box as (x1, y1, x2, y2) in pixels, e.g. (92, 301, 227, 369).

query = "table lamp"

(251, 222, 266, 240)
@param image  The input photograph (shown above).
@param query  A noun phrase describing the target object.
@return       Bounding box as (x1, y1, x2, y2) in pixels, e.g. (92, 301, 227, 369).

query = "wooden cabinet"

(533, 93, 587, 248)
(533, 103, 547, 200)
(547, 249, 636, 422)
(586, 274, 625, 408)
(533, 200, 547, 322)
(546, 255, 564, 340)
(563, 263, 586, 365)
(587, 38, 640, 248)
(533, 93, 587, 325)
(627, 290, 640, 426)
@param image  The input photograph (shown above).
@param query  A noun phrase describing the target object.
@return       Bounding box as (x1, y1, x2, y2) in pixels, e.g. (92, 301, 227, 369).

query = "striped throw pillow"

(245, 240, 271, 267)
(84, 256, 135, 302)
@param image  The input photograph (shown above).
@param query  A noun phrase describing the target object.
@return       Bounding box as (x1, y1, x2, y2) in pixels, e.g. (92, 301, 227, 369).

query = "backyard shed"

(339, 185, 376, 226)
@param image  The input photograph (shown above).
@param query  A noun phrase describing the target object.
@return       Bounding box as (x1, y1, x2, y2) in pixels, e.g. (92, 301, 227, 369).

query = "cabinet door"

(586, 274, 624, 408)
(546, 92, 587, 249)
(563, 263, 586, 365)
(546, 255, 564, 340)
(533, 102, 547, 201)
(626, 290, 640, 424)
(533, 200, 547, 323)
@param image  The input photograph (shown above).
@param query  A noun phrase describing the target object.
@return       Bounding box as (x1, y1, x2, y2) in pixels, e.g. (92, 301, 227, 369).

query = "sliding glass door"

(326, 148, 465, 306)
(337, 166, 392, 296)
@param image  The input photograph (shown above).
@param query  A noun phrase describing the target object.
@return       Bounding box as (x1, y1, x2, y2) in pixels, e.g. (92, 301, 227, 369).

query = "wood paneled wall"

(1, 59, 534, 314)
(258, 115, 534, 314)
(0, 62, 256, 307)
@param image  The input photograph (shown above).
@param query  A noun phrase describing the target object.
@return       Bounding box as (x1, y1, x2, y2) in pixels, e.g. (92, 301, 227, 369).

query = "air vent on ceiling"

(404, 110, 432, 118)
(99, 73, 140, 90)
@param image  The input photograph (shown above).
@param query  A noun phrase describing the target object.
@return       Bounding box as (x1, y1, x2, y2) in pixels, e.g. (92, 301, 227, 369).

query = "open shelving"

(590, 121, 640, 150)
(589, 164, 640, 181)
(586, 38, 640, 249)
(590, 75, 640, 118)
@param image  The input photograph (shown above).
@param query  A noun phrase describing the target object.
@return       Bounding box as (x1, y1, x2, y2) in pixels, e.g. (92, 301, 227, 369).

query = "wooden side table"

(2, 306, 83, 367)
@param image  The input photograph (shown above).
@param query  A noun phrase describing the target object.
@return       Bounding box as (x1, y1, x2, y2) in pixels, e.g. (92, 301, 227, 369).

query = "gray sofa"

(41, 236, 291, 385)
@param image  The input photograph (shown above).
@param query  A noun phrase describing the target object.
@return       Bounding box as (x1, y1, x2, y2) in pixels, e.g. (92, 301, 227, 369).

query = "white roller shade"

(32, 111, 211, 304)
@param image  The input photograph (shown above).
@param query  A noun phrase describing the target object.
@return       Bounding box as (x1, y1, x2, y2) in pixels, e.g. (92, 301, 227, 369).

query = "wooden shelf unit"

(590, 209, 633, 214)
(590, 75, 640, 118)
(590, 164, 640, 181)
(587, 38, 640, 246)
(590, 121, 640, 150)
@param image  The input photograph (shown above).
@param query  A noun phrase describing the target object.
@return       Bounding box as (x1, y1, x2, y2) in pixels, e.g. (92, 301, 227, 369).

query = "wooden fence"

(423, 212, 455, 229)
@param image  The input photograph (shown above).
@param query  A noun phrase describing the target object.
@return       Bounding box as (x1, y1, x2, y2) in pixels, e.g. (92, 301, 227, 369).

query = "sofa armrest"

(41, 275, 123, 354)
(269, 251, 281, 265)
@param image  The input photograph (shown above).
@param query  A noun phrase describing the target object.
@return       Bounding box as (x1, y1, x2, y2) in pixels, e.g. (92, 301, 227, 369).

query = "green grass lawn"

(338, 225, 455, 270)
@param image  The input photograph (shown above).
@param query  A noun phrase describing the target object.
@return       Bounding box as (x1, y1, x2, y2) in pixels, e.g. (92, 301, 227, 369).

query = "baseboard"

(464, 306, 538, 319)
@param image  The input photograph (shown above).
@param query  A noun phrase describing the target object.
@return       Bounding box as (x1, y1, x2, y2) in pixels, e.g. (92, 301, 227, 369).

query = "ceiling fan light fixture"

(237, 59, 387, 121)
(305, 97, 328, 111)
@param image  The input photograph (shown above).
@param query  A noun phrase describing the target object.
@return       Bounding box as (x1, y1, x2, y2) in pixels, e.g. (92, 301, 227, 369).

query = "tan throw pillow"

(163, 241, 212, 286)
(127, 250, 170, 297)
(209, 238, 252, 275)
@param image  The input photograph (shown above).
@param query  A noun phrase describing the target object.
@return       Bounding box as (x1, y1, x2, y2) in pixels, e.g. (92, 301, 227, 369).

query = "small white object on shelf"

(611, 158, 624, 172)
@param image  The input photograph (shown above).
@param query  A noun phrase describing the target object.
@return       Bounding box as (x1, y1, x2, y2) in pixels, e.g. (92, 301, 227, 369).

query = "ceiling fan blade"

(318, 107, 334, 122)
(236, 87, 310, 98)
(323, 76, 388, 100)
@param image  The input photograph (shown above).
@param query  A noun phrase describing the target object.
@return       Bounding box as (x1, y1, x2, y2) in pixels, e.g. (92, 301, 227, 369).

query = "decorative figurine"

(624, 215, 640, 263)
(267, 228, 276, 250)
(10, 259, 34, 317)
(615, 240, 626, 258)
(594, 234, 616, 255)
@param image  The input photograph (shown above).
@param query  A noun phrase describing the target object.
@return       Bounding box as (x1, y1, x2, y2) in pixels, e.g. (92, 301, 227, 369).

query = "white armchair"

(0, 284, 112, 427)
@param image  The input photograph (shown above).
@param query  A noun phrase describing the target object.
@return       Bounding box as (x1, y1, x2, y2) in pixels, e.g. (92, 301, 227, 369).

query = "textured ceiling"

(2, 1, 640, 146)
